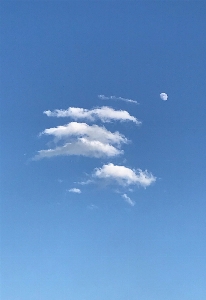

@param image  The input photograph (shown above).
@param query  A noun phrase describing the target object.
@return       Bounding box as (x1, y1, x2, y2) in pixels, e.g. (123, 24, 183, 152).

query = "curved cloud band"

(44, 106, 140, 124)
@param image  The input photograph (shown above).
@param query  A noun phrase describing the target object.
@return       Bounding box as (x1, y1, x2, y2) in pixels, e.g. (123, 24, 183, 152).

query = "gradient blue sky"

(1, 2, 206, 299)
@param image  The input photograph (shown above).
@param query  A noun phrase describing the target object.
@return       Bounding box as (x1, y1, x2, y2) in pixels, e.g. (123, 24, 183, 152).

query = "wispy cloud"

(98, 95, 138, 104)
(68, 188, 81, 193)
(122, 193, 135, 206)
(44, 106, 140, 124)
(87, 204, 98, 210)
(160, 93, 168, 101)
(93, 163, 156, 188)
(77, 179, 94, 185)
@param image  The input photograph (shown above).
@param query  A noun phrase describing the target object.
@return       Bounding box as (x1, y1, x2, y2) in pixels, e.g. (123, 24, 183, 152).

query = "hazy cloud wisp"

(122, 193, 135, 206)
(98, 95, 138, 104)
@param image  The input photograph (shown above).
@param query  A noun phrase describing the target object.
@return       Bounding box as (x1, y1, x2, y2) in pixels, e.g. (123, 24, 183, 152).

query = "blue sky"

(1, 1, 206, 299)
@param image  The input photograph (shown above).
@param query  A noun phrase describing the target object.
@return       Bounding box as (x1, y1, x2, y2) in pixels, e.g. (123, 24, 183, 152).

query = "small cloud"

(93, 163, 156, 188)
(98, 95, 138, 105)
(68, 188, 81, 194)
(122, 193, 135, 206)
(160, 93, 168, 101)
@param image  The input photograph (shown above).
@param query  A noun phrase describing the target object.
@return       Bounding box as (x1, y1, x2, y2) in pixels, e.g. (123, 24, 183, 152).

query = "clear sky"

(1, 1, 206, 299)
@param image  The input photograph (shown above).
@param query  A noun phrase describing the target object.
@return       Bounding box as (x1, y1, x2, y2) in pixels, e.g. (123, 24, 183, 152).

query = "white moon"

(160, 93, 168, 101)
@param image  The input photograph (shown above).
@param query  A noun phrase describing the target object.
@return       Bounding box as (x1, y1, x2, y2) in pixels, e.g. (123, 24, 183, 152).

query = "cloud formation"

(93, 163, 156, 188)
(34, 100, 156, 204)
(68, 188, 81, 193)
(44, 106, 140, 124)
(122, 193, 135, 206)
(34, 138, 123, 160)
(34, 122, 128, 160)
(98, 95, 138, 104)
(160, 93, 168, 101)
(41, 122, 128, 145)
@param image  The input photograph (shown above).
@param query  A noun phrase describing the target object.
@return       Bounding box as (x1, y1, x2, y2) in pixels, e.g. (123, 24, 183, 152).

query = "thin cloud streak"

(44, 106, 140, 124)
(93, 163, 156, 188)
(98, 94, 138, 104)
(122, 193, 135, 206)
(77, 179, 94, 185)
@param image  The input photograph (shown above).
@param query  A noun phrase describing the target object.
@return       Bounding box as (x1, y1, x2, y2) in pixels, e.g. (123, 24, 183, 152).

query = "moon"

(160, 93, 168, 101)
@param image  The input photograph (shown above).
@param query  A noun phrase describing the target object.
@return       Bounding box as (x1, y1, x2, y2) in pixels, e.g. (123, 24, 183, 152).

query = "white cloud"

(93, 163, 156, 188)
(35, 122, 128, 160)
(122, 193, 135, 206)
(98, 95, 138, 104)
(68, 188, 81, 194)
(44, 106, 140, 124)
(34, 137, 123, 160)
(41, 122, 128, 145)
(160, 93, 168, 101)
